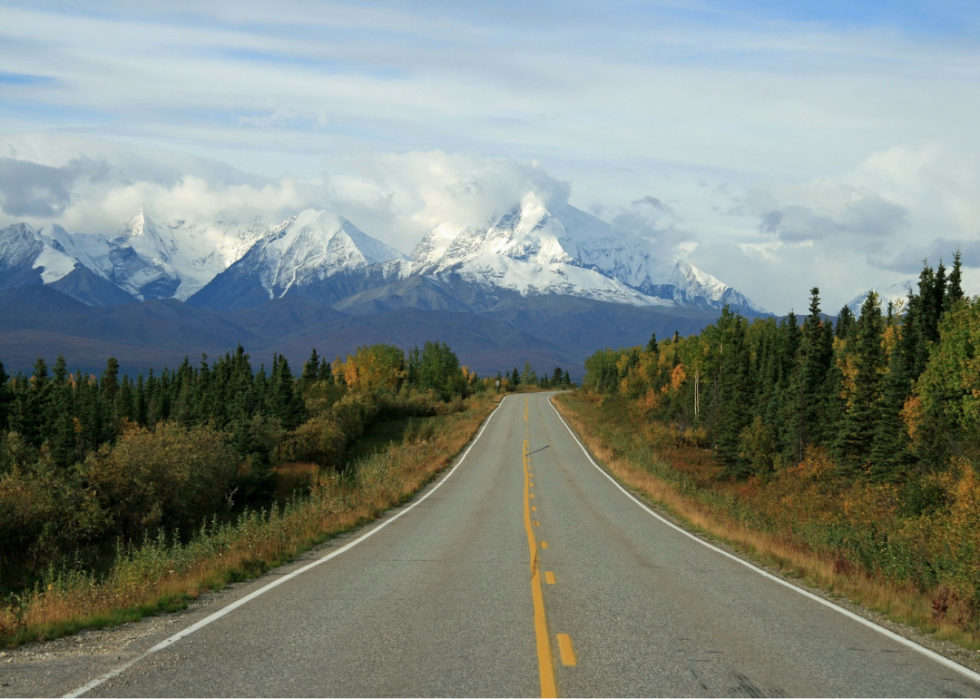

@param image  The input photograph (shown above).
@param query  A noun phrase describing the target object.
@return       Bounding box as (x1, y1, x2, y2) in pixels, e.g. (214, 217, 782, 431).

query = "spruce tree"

(712, 308, 753, 476)
(786, 289, 834, 461)
(317, 358, 333, 383)
(646, 332, 659, 355)
(947, 249, 964, 309)
(836, 292, 886, 474)
(870, 333, 912, 480)
(835, 305, 856, 340)
(135, 374, 148, 426)
(302, 348, 321, 383)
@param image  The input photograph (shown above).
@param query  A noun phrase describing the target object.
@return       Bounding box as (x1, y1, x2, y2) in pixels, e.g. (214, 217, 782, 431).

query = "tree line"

(584, 252, 973, 483)
(0, 340, 486, 592)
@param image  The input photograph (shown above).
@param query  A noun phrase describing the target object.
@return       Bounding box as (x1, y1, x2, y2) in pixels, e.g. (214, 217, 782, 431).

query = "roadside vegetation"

(558, 252, 980, 649)
(0, 341, 509, 647)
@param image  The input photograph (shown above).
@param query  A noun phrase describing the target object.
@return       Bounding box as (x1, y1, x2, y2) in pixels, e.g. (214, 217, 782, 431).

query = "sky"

(1, 0, 979, 312)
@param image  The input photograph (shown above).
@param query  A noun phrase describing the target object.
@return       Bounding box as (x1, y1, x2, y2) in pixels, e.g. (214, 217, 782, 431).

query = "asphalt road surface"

(18, 393, 980, 696)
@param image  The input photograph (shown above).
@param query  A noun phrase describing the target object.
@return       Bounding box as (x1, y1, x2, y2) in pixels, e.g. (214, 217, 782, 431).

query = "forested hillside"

(575, 252, 980, 642)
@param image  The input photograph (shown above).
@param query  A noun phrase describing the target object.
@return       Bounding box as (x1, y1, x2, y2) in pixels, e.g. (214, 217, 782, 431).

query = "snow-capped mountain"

(847, 281, 913, 316)
(0, 222, 78, 286)
(411, 193, 764, 313)
(187, 210, 409, 310)
(250, 209, 408, 294)
(0, 197, 765, 317)
(43, 211, 270, 301)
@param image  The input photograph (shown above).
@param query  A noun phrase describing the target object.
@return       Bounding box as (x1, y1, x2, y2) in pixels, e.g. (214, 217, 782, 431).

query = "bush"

(0, 457, 107, 589)
(81, 423, 238, 540)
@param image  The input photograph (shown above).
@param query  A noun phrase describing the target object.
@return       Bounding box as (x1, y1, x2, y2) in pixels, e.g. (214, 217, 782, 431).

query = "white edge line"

(547, 396, 980, 686)
(64, 395, 511, 699)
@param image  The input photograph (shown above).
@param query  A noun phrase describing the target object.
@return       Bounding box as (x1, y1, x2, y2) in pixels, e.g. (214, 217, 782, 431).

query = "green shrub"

(81, 423, 238, 541)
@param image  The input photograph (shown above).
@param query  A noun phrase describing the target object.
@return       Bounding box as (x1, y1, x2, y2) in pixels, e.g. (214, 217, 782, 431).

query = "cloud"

(0, 137, 574, 254)
(756, 193, 909, 243)
(0, 156, 117, 217)
(631, 195, 674, 216)
(322, 151, 572, 249)
(0, 158, 78, 217)
(876, 238, 980, 273)
(0, 135, 977, 312)
(744, 144, 980, 276)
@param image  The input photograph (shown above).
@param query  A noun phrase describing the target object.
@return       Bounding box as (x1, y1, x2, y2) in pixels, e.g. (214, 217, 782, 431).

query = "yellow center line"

(557, 634, 577, 667)
(524, 402, 557, 698)
(545, 571, 556, 585)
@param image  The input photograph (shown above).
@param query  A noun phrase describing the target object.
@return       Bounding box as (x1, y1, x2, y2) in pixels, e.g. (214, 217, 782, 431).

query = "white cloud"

(0, 137, 572, 255)
(0, 134, 978, 313)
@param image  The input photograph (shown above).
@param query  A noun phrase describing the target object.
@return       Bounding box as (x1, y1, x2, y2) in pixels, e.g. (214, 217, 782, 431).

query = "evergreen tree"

(268, 355, 305, 430)
(302, 348, 321, 383)
(48, 354, 78, 468)
(785, 289, 834, 461)
(646, 332, 659, 354)
(870, 334, 912, 479)
(947, 248, 964, 309)
(101, 357, 120, 404)
(20, 358, 52, 447)
(836, 292, 886, 473)
(317, 358, 333, 383)
(835, 305, 856, 340)
(712, 308, 753, 476)
(135, 374, 148, 427)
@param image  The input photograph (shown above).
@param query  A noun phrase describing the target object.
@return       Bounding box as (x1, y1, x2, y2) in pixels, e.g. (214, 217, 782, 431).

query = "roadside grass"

(0, 394, 498, 648)
(552, 391, 980, 652)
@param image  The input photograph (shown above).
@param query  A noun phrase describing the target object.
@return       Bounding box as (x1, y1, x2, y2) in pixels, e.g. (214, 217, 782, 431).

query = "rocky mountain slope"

(0, 198, 767, 375)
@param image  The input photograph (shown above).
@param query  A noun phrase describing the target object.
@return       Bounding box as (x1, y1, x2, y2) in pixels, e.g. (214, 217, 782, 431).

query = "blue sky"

(1, 0, 979, 310)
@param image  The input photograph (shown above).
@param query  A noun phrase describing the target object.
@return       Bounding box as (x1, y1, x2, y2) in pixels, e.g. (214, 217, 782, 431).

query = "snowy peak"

(0, 223, 44, 271)
(847, 281, 913, 316)
(415, 194, 573, 270)
(1, 199, 766, 317)
(411, 195, 765, 313)
(0, 222, 77, 284)
(236, 209, 408, 300)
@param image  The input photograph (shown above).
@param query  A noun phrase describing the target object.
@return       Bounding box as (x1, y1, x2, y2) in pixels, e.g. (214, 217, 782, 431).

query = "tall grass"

(0, 394, 497, 648)
(553, 391, 980, 651)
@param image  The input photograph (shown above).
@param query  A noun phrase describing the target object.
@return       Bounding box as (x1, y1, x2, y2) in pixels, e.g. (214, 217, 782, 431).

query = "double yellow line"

(523, 398, 558, 698)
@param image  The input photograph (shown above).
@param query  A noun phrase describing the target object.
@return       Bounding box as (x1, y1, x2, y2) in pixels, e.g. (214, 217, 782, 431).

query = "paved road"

(26, 393, 980, 696)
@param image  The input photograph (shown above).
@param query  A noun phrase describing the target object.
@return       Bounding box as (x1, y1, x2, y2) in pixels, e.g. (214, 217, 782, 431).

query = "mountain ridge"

(0, 197, 766, 316)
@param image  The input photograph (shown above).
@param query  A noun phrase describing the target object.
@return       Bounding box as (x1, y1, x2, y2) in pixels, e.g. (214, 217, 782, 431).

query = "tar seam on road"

(525, 399, 558, 698)
(61, 395, 513, 699)
(548, 396, 980, 686)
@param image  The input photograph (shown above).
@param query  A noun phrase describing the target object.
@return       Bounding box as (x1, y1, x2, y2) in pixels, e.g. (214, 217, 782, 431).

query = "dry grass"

(0, 394, 498, 648)
(552, 392, 980, 651)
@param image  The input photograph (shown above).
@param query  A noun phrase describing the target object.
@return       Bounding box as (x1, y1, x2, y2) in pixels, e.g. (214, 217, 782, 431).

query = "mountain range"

(0, 194, 767, 376)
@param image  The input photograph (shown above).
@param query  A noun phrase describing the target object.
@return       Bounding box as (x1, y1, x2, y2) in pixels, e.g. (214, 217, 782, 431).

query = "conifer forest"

(578, 252, 980, 634)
